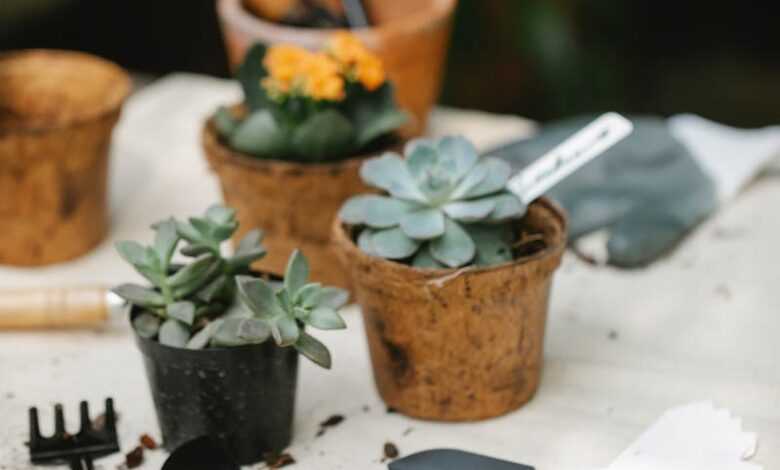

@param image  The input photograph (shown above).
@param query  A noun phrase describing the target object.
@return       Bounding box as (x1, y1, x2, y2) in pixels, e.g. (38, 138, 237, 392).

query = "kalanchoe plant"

(339, 136, 528, 269)
(112, 204, 348, 368)
(214, 32, 407, 162)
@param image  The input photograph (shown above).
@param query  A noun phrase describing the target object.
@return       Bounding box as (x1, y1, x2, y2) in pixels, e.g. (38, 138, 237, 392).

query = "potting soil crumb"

(125, 445, 144, 469)
(383, 442, 400, 461)
(139, 433, 158, 450)
(263, 452, 296, 468)
(316, 414, 345, 437)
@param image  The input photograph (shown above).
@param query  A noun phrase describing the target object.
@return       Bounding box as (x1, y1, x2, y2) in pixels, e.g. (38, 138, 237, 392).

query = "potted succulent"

(112, 205, 348, 464)
(215, 0, 457, 136)
(0, 50, 130, 266)
(332, 136, 567, 421)
(203, 33, 407, 288)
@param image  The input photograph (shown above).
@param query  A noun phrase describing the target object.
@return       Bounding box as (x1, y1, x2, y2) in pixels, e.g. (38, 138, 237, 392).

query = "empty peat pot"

(0, 50, 130, 266)
(132, 309, 298, 465)
(333, 198, 567, 421)
(202, 113, 401, 288)
(216, 0, 457, 137)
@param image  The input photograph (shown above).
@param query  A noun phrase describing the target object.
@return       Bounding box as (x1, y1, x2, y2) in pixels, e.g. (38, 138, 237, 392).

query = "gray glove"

(487, 115, 718, 267)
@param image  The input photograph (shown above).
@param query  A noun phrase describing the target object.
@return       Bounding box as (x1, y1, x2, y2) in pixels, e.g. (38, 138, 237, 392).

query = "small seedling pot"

(202, 113, 400, 288)
(0, 50, 130, 266)
(132, 310, 298, 464)
(215, 0, 457, 137)
(332, 198, 567, 421)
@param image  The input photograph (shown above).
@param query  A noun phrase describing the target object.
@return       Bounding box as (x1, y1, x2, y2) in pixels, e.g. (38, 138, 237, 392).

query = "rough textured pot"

(216, 0, 457, 137)
(0, 50, 130, 266)
(202, 114, 399, 288)
(332, 198, 567, 421)
(132, 310, 299, 465)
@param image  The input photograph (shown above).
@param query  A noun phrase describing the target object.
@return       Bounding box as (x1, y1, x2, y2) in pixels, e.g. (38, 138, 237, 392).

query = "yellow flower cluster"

(261, 33, 386, 102)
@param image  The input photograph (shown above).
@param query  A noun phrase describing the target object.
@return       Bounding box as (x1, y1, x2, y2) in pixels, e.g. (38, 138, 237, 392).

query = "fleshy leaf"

(284, 250, 309, 297)
(230, 110, 289, 157)
(238, 318, 272, 343)
(168, 254, 219, 298)
(487, 193, 528, 221)
(292, 109, 355, 161)
(308, 307, 346, 330)
(133, 312, 161, 339)
(295, 332, 332, 369)
(167, 301, 195, 326)
(461, 157, 512, 198)
(212, 318, 249, 347)
(405, 139, 439, 180)
(399, 208, 445, 240)
(318, 287, 349, 309)
(357, 228, 377, 255)
(442, 199, 497, 222)
(437, 136, 479, 182)
(152, 219, 179, 270)
(206, 205, 236, 225)
(362, 196, 416, 228)
(339, 195, 371, 224)
(214, 106, 240, 138)
(236, 229, 264, 255)
(411, 244, 446, 269)
(371, 227, 420, 259)
(111, 284, 166, 308)
(236, 275, 286, 319)
(187, 319, 222, 349)
(359, 153, 427, 203)
(430, 218, 476, 268)
(466, 224, 514, 266)
(158, 319, 190, 348)
(273, 316, 300, 346)
(295, 283, 323, 309)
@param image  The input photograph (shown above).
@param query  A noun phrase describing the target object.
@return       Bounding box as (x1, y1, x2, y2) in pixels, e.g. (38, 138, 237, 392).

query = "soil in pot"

(132, 308, 298, 465)
(216, 0, 457, 137)
(332, 198, 568, 421)
(0, 50, 130, 266)
(202, 114, 400, 288)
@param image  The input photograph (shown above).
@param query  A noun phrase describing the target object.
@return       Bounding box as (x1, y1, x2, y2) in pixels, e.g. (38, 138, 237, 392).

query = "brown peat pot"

(202, 113, 401, 288)
(0, 50, 130, 266)
(332, 198, 567, 421)
(216, 0, 457, 137)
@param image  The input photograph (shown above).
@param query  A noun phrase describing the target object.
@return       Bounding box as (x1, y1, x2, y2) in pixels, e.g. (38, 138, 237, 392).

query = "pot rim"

(332, 197, 568, 280)
(202, 110, 406, 173)
(0, 49, 131, 133)
(217, 0, 457, 44)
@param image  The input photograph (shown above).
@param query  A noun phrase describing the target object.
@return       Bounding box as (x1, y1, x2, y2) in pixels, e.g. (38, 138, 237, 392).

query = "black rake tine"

(104, 398, 117, 434)
(54, 404, 66, 436)
(28, 407, 41, 445)
(79, 401, 91, 432)
(84, 455, 95, 470)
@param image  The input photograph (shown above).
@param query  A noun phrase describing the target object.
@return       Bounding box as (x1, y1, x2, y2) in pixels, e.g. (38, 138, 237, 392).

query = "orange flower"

(302, 53, 345, 101)
(263, 44, 309, 87)
(328, 31, 368, 65)
(327, 32, 386, 91)
(355, 53, 385, 91)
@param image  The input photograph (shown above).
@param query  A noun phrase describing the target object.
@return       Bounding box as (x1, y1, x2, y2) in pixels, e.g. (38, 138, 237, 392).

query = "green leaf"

(167, 301, 196, 326)
(405, 139, 439, 180)
(196, 274, 228, 303)
(348, 82, 407, 148)
(284, 250, 309, 297)
(115, 240, 147, 266)
(175, 220, 205, 245)
(227, 229, 266, 272)
(437, 136, 479, 182)
(158, 319, 190, 348)
(411, 244, 446, 269)
(399, 208, 445, 240)
(111, 284, 166, 308)
(449, 162, 489, 200)
(371, 227, 420, 259)
(237, 318, 272, 343)
(466, 224, 514, 266)
(230, 110, 289, 157)
(206, 205, 236, 225)
(355, 108, 407, 148)
(236, 229, 264, 255)
(295, 283, 323, 309)
(271, 316, 300, 346)
(168, 254, 219, 298)
(487, 193, 527, 221)
(430, 218, 476, 268)
(295, 332, 332, 369)
(357, 228, 377, 255)
(442, 199, 497, 222)
(308, 307, 346, 330)
(359, 153, 427, 203)
(318, 287, 349, 309)
(214, 106, 240, 138)
(132, 312, 161, 339)
(187, 319, 222, 349)
(237, 43, 271, 111)
(338, 195, 371, 225)
(362, 195, 417, 229)
(236, 275, 286, 319)
(459, 158, 512, 198)
(152, 218, 179, 270)
(291, 109, 355, 161)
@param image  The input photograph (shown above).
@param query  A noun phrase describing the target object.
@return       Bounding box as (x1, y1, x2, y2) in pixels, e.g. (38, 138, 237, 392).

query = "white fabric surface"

(1, 74, 779, 469)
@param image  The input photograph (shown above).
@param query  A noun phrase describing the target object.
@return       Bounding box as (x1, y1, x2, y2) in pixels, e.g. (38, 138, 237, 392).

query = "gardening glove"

(487, 114, 780, 267)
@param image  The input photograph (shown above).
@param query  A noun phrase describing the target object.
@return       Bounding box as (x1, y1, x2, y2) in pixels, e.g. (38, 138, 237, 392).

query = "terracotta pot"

(202, 113, 400, 288)
(216, 0, 457, 137)
(332, 198, 568, 421)
(0, 50, 130, 266)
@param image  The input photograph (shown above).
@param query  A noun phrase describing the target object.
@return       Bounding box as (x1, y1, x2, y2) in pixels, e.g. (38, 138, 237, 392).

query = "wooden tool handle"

(0, 287, 109, 329)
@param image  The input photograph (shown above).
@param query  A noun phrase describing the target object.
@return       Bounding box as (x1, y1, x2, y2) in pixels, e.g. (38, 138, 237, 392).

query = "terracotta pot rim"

(0, 49, 131, 133)
(332, 197, 569, 280)
(203, 112, 405, 173)
(218, 0, 457, 43)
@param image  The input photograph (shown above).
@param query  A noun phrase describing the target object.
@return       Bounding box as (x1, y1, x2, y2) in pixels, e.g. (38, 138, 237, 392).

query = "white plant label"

(507, 112, 634, 204)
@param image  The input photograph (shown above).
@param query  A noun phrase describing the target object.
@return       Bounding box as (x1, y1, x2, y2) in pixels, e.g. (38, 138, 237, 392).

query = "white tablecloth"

(1, 75, 778, 469)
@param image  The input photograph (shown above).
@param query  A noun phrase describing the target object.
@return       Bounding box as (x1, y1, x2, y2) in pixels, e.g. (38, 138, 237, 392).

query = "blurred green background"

(2, 0, 778, 126)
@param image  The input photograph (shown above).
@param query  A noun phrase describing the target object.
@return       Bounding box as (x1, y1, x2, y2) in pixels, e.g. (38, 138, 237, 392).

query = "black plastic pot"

(132, 310, 298, 465)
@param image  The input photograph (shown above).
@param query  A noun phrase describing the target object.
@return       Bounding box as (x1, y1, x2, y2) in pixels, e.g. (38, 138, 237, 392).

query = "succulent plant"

(215, 35, 407, 163)
(339, 136, 527, 268)
(112, 204, 348, 368)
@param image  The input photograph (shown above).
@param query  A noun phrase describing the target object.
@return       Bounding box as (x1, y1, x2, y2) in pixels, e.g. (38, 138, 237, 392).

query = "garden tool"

(0, 286, 125, 329)
(28, 398, 119, 470)
(389, 449, 534, 470)
(489, 114, 780, 267)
